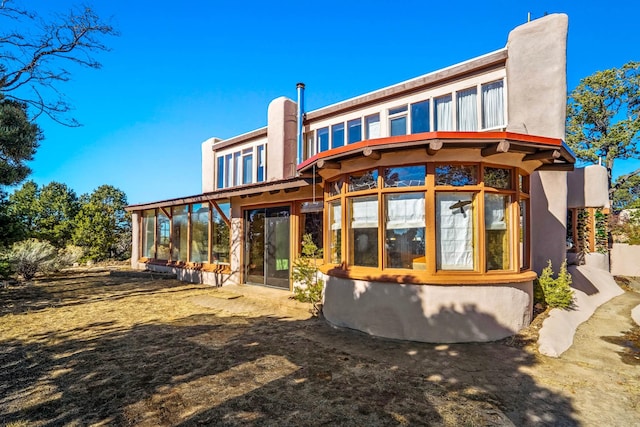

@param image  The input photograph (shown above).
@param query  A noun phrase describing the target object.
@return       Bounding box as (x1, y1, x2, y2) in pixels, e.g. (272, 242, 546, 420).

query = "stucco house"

(126, 14, 610, 343)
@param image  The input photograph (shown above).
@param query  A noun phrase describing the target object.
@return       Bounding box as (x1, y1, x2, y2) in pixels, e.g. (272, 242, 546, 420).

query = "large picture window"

(142, 209, 155, 258)
(157, 211, 170, 260)
(212, 202, 230, 264)
(190, 204, 209, 263)
(385, 193, 425, 269)
(436, 192, 474, 270)
(329, 200, 342, 264)
(485, 194, 511, 270)
(172, 205, 188, 262)
(349, 196, 378, 267)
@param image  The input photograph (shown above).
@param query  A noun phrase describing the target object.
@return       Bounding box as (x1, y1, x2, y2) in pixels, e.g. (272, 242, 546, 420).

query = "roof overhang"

(297, 131, 575, 174)
(126, 177, 316, 211)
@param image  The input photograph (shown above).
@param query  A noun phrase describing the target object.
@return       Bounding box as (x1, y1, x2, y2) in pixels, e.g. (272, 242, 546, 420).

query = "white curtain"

(436, 192, 474, 270)
(435, 95, 452, 131)
(386, 193, 425, 229)
(482, 81, 505, 129)
(351, 197, 378, 228)
(457, 88, 478, 131)
(331, 202, 342, 231)
(485, 194, 508, 230)
(366, 115, 380, 139)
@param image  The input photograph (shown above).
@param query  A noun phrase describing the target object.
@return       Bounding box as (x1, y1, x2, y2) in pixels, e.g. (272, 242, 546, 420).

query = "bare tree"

(0, 0, 118, 125)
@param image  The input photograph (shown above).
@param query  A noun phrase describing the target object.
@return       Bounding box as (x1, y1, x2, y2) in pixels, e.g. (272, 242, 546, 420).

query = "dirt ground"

(0, 271, 638, 426)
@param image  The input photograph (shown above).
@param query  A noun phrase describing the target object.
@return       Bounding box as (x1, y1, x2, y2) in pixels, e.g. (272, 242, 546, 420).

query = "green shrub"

(534, 259, 574, 309)
(8, 239, 58, 280)
(291, 234, 324, 316)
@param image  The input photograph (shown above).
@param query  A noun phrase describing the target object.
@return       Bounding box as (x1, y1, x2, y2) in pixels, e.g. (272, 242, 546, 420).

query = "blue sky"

(11, 0, 640, 204)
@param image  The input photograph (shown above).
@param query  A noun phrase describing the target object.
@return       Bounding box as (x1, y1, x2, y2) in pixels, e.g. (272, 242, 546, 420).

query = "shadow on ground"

(0, 274, 578, 426)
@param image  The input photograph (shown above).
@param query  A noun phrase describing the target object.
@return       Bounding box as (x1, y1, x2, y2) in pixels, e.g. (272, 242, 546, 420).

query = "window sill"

(319, 264, 537, 285)
(140, 259, 231, 274)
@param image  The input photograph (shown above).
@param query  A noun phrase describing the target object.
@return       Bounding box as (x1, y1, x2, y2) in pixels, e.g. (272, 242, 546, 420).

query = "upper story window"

(332, 123, 345, 149)
(482, 80, 505, 129)
(216, 144, 265, 189)
(389, 106, 408, 136)
(411, 100, 430, 133)
(302, 78, 506, 163)
(434, 95, 453, 131)
(365, 114, 380, 139)
(318, 127, 329, 152)
(456, 87, 478, 131)
(347, 119, 362, 144)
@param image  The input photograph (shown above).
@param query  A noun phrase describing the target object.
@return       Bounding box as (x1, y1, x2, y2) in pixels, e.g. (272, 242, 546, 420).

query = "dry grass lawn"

(0, 271, 637, 426)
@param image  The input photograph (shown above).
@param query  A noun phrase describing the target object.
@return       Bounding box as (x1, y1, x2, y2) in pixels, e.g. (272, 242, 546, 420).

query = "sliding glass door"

(245, 206, 290, 289)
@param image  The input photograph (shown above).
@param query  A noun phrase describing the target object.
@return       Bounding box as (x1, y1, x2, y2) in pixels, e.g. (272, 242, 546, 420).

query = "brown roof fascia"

(211, 126, 268, 151)
(305, 49, 508, 123)
(126, 177, 313, 212)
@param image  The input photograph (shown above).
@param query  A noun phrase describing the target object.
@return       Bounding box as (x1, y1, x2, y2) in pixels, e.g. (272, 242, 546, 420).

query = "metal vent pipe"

(296, 82, 305, 166)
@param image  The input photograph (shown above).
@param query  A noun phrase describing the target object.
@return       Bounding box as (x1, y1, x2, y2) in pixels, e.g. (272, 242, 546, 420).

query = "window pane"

(234, 152, 241, 186)
(435, 165, 478, 186)
(411, 100, 430, 133)
(171, 205, 188, 262)
(157, 211, 170, 260)
(304, 132, 314, 160)
(257, 145, 265, 182)
(318, 127, 329, 152)
(365, 114, 380, 139)
(142, 209, 155, 258)
(348, 169, 378, 192)
(384, 165, 426, 188)
(225, 154, 233, 188)
(243, 152, 253, 185)
(212, 202, 230, 264)
(520, 200, 529, 269)
(436, 192, 474, 270)
(349, 196, 378, 267)
(484, 167, 512, 189)
(482, 80, 505, 129)
(434, 95, 452, 131)
(328, 178, 344, 197)
(190, 203, 209, 263)
(217, 156, 224, 189)
(302, 211, 323, 252)
(389, 106, 407, 115)
(390, 116, 407, 136)
(485, 194, 511, 270)
(329, 200, 342, 264)
(385, 193, 426, 269)
(347, 119, 362, 144)
(332, 123, 345, 149)
(456, 87, 478, 131)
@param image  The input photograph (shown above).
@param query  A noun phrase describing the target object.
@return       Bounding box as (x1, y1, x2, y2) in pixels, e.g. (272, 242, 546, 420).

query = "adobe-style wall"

(201, 137, 221, 193)
(611, 244, 640, 276)
(267, 97, 298, 181)
(506, 13, 568, 140)
(323, 277, 533, 343)
(567, 165, 610, 209)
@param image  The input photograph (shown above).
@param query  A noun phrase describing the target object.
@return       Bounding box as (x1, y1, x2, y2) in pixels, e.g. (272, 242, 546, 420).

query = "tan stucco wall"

(531, 170, 568, 275)
(201, 137, 220, 193)
(267, 97, 298, 181)
(323, 276, 533, 343)
(611, 243, 640, 276)
(506, 13, 568, 140)
(130, 212, 140, 269)
(567, 165, 610, 209)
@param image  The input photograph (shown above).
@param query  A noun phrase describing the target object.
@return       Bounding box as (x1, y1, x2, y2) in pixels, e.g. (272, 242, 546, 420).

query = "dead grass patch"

(1, 271, 581, 426)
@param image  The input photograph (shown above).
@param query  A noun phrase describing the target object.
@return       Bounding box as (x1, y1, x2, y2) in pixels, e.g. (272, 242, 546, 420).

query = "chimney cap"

(296, 82, 305, 89)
